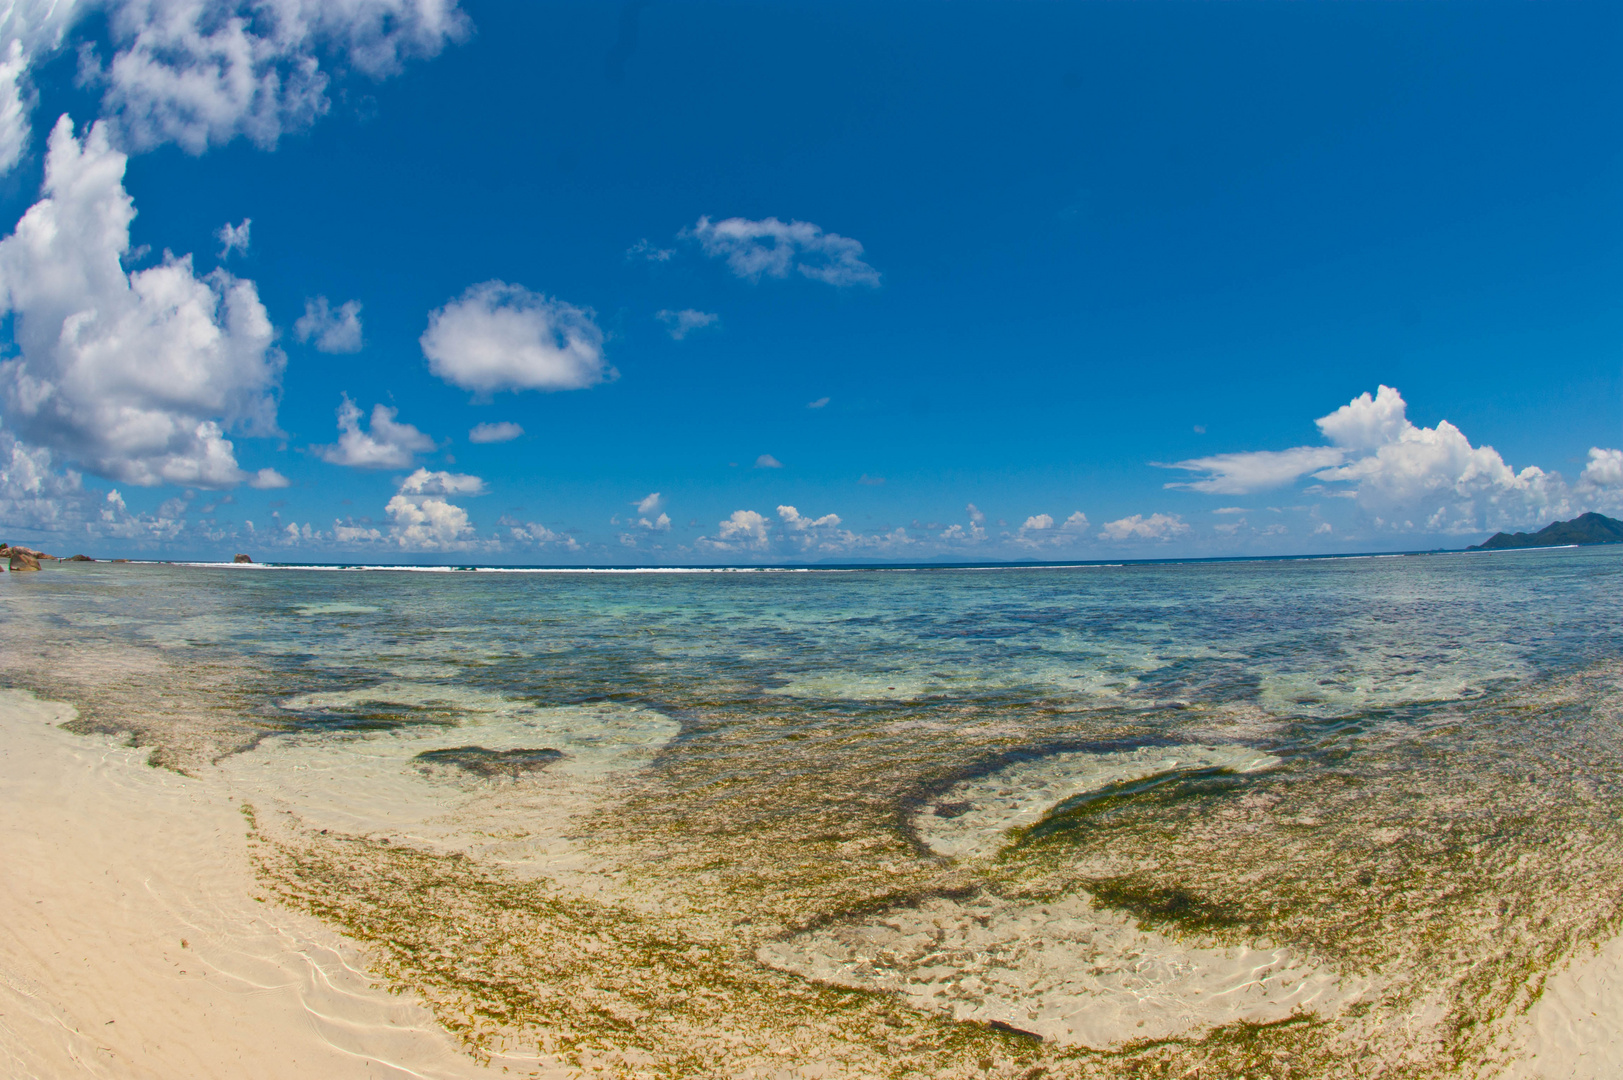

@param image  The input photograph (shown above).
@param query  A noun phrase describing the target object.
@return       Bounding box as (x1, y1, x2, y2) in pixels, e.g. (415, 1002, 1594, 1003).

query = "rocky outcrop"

(9, 550, 40, 571)
(1469, 512, 1623, 551)
(68, 554, 95, 562)
(233, 553, 253, 564)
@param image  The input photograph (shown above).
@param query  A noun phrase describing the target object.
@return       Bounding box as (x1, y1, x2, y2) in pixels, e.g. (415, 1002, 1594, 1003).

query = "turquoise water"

(7, 547, 1623, 1075)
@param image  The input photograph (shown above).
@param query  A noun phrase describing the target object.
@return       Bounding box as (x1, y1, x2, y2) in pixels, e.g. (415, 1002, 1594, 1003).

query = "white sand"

(1498, 936, 1623, 1079)
(0, 689, 525, 1079)
(760, 890, 1370, 1050)
(3, 681, 1618, 1076)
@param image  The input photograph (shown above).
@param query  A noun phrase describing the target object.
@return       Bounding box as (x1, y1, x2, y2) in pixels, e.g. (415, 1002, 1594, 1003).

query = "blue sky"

(0, 1, 1619, 563)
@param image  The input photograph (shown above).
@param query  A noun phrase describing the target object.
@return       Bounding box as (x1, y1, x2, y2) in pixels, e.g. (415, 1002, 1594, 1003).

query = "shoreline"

(0, 689, 535, 1079)
(2, 680, 1619, 1077)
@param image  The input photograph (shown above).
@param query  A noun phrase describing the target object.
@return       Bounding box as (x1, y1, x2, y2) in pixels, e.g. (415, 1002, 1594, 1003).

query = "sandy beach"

(0, 689, 529, 1079)
(2, 678, 1618, 1078)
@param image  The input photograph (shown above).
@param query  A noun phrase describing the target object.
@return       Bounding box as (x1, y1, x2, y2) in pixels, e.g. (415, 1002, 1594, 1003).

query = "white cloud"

(1100, 513, 1189, 541)
(755, 453, 782, 469)
(92, 0, 471, 156)
(249, 467, 288, 488)
(626, 238, 673, 262)
(396, 467, 482, 495)
(0, 428, 85, 531)
(687, 215, 880, 288)
(1012, 509, 1088, 548)
(1163, 446, 1347, 495)
(1308, 388, 1574, 534)
(1316, 385, 1411, 451)
(1580, 448, 1623, 489)
(779, 504, 840, 531)
(0, 2, 85, 176)
(635, 491, 662, 515)
(332, 521, 381, 543)
(467, 420, 522, 444)
(314, 395, 433, 469)
(505, 518, 580, 550)
(638, 512, 670, 531)
(1162, 384, 1623, 536)
(381, 469, 482, 551)
(294, 296, 363, 353)
(384, 491, 472, 549)
(655, 308, 718, 340)
(807, 396, 829, 409)
(0, 117, 282, 488)
(421, 280, 609, 394)
(967, 503, 985, 524)
(215, 217, 250, 258)
(706, 508, 770, 550)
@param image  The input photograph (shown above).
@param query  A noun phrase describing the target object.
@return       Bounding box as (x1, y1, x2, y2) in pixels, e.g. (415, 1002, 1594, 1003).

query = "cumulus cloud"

(91, 0, 471, 155)
(381, 469, 483, 550)
(0, 117, 283, 488)
(215, 217, 250, 258)
(421, 280, 609, 394)
(656, 308, 718, 340)
(1582, 448, 1623, 490)
(687, 215, 880, 288)
(1100, 513, 1189, 541)
(1308, 387, 1577, 533)
(1162, 384, 1623, 536)
(384, 490, 472, 549)
(635, 492, 662, 515)
(294, 296, 363, 353)
(504, 517, 580, 550)
(1012, 509, 1088, 547)
(467, 420, 522, 444)
(755, 453, 782, 469)
(314, 395, 434, 469)
(0, 429, 86, 532)
(249, 467, 288, 488)
(707, 508, 770, 550)
(396, 467, 482, 495)
(779, 504, 840, 531)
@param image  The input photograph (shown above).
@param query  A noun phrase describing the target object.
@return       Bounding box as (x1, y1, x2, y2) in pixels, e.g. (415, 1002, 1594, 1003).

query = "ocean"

(5, 546, 1623, 1077)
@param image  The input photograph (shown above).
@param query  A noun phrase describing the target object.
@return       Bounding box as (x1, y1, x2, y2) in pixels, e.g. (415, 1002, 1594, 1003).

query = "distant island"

(1468, 511, 1623, 551)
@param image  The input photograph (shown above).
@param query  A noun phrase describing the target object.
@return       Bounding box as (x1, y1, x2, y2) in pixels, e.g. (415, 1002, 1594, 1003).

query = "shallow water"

(6, 548, 1623, 1076)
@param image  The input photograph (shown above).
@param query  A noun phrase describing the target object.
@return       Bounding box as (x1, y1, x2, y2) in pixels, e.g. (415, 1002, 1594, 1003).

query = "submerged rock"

(233, 553, 253, 563)
(411, 745, 565, 780)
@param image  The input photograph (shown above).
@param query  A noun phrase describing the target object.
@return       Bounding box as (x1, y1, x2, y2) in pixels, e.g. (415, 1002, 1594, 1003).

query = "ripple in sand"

(760, 891, 1369, 1050)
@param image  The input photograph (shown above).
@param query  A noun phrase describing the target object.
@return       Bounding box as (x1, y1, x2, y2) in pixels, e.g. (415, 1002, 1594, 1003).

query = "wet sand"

(0, 690, 533, 1079)
(3, 681, 1620, 1077)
